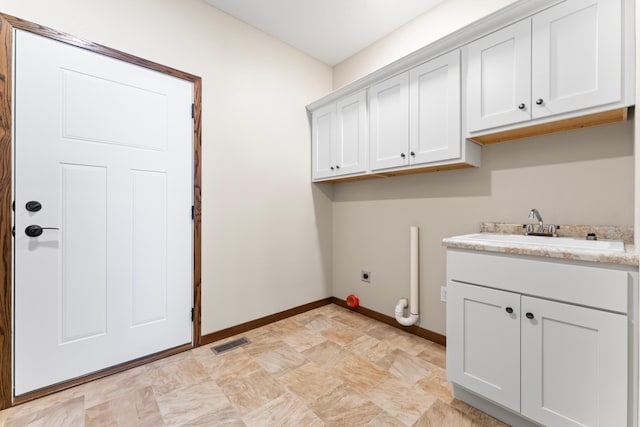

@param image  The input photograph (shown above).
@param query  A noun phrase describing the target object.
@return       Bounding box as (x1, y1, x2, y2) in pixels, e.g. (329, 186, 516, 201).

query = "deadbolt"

(25, 201, 42, 212)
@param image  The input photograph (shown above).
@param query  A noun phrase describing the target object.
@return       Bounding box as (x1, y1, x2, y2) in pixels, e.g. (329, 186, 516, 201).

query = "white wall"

(331, 0, 635, 335)
(0, 0, 334, 334)
(333, 0, 517, 89)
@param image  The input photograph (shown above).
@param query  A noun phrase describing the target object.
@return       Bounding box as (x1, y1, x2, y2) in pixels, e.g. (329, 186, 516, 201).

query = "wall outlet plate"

(361, 270, 371, 283)
(440, 286, 447, 302)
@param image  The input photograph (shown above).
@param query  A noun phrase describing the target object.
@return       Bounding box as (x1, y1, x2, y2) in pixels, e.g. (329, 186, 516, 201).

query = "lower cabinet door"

(447, 282, 521, 412)
(521, 296, 627, 427)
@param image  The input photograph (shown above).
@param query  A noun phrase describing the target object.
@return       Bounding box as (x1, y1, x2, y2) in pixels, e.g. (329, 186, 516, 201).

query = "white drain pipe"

(395, 226, 419, 326)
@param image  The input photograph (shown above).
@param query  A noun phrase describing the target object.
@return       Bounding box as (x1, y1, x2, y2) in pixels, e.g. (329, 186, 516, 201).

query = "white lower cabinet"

(447, 283, 520, 411)
(447, 251, 632, 427)
(521, 296, 627, 427)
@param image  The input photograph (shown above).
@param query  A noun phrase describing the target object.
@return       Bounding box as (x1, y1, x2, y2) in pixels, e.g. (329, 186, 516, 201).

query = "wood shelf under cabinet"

(469, 107, 629, 145)
(315, 161, 477, 184)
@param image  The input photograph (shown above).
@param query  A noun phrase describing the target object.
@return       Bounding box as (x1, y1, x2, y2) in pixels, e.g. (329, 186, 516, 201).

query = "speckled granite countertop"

(442, 222, 639, 267)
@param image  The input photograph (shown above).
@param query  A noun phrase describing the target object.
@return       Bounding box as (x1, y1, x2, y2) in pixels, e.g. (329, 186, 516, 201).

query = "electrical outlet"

(440, 286, 447, 302)
(361, 270, 371, 283)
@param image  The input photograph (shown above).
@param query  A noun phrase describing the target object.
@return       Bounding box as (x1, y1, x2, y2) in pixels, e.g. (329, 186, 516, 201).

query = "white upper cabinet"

(311, 90, 366, 180)
(466, 0, 624, 134)
(308, 0, 633, 181)
(311, 103, 336, 180)
(336, 91, 367, 176)
(466, 19, 531, 132)
(409, 50, 461, 164)
(369, 73, 410, 171)
(531, 0, 621, 119)
(370, 50, 463, 171)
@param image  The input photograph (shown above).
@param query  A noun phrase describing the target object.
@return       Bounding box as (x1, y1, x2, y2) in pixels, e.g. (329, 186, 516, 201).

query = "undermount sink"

(461, 233, 625, 253)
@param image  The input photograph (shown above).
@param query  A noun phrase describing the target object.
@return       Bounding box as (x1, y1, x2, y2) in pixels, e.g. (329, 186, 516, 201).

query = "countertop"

(442, 222, 639, 267)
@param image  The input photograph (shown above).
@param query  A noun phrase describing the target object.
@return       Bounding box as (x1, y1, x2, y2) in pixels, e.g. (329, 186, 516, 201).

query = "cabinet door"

(311, 103, 336, 180)
(336, 91, 366, 176)
(447, 282, 521, 412)
(521, 296, 627, 427)
(409, 50, 461, 165)
(369, 73, 409, 171)
(531, 0, 621, 119)
(466, 19, 531, 132)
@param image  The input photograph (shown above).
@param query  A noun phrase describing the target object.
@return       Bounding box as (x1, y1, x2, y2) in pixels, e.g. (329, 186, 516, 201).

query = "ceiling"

(204, 0, 445, 66)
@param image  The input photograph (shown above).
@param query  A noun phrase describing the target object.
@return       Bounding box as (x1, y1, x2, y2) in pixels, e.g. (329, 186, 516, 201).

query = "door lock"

(25, 225, 59, 237)
(25, 201, 42, 212)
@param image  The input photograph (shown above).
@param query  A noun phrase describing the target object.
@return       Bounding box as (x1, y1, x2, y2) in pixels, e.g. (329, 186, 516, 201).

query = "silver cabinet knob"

(536, 99, 544, 105)
(518, 103, 526, 110)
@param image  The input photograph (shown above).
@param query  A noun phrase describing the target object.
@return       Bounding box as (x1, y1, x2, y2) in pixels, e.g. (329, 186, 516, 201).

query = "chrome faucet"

(524, 208, 558, 237)
(528, 208, 544, 233)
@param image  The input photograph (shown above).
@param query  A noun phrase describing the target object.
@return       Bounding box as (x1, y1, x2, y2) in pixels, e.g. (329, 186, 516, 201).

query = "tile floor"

(0, 304, 507, 426)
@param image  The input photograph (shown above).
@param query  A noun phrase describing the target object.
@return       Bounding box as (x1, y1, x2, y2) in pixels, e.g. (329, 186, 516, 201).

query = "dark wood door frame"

(0, 13, 202, 409)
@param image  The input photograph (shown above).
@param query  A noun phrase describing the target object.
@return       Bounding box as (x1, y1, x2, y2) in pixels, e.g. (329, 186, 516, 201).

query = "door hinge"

(191, 307, 194, 321)
(191, 103, 195, 119)
(191, 205, 195, 220)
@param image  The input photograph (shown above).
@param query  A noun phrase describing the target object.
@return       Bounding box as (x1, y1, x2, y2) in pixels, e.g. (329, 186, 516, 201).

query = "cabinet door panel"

(531, 0, 621, 118)
(409, 50, 461, 165)
(447, 282, 520, 412)
(369, 73, 409, 171)
(311, 104, 336, 180)
(466, 19, 531, 132)
(521, 296, 627, 427)
(336, 91, 366, 176)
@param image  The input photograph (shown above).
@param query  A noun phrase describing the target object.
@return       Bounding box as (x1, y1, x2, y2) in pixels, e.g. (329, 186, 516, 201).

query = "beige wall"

(333, 123, 634, 334)
(333, 0, 517, 89)
(0, 0, 334, 334)
(331, 0, 635, 335)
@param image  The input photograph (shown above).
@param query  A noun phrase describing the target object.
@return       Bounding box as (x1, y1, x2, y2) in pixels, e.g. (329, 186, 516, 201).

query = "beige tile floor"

(0, 304, 507, 426)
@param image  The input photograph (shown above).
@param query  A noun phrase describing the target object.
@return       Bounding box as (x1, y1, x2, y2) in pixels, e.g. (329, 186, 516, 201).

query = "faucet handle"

(547, 224, 558, 236)
(524, 223, 534, 235)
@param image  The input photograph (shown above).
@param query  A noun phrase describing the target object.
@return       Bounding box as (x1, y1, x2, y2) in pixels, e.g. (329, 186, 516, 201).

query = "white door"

(369, 73, 409, 171)
(409, 50, 461, 165)
(311, 103, 336, 180)
(335, 91, 367, 176)
(531, 0, 622, 119)
(446, 282, 521, 412)
(521, 296, 627, 427)
(13, 30, 194, 395)
(465, 19, 531, 132)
